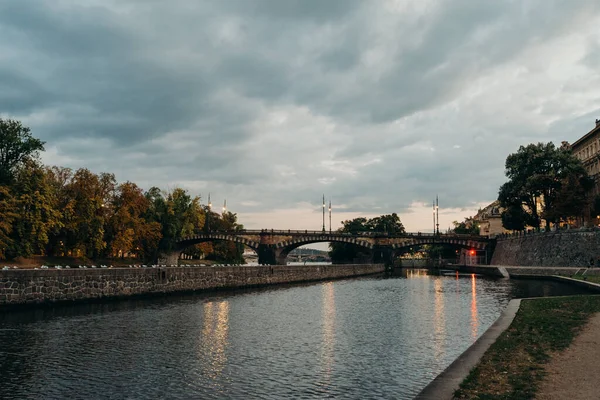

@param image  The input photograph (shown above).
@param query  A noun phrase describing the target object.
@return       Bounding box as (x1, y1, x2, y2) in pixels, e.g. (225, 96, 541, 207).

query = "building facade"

(474, 200, 509, 237)
(560, 119, 600, 226)
(569, 120, 600, 185)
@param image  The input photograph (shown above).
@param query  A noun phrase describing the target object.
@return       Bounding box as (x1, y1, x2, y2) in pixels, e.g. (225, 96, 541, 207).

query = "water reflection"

(200, 301, 230, 385)
(471, 274, 479, 340)
(318, 282, 336, 390)
(433, 278, 446, 363)
(1, 274, 595, 400)
(405, 268, 429, 279)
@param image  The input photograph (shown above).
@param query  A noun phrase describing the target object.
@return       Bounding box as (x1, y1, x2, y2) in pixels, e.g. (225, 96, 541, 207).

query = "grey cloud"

(3, 0, 600, 224)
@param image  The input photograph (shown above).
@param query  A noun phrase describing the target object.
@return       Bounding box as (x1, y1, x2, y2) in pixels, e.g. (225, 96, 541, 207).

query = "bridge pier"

(257, 245, 287, 265)
(157, 250, 182, 266)
(374, 247, 396, 272)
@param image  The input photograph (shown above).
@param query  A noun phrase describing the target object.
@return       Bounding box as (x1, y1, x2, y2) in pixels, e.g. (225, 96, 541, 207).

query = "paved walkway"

(535, 312, 600, 400)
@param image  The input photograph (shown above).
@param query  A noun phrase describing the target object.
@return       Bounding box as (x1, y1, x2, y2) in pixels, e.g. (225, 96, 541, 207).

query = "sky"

(2, 0, 600, 235)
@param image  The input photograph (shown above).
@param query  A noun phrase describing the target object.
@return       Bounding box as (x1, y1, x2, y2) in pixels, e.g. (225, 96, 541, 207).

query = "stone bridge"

(162, 230, 493, 265)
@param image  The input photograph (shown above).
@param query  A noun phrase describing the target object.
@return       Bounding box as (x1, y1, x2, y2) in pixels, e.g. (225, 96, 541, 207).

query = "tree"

(365, 213, 405, 234)
(0, 119, 45, 186)
(8, 161, 62, 258)
(329, 214, 406, 263)
(544, 174, 594, 225)
(145, 187, 205, 260)
(498, 142, 591, 230)
(106, 182, 162, 260)
(55, 168, 116, 258)
(210, 211, 245, 263)
(0, 186, 17, 259)
(500, 205, 529, 231)
(451, 217, 480, 235)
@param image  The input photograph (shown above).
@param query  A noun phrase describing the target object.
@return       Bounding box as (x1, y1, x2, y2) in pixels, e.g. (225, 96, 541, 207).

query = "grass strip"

(453, 295, 600, 400)
(569, 274, 600, 284)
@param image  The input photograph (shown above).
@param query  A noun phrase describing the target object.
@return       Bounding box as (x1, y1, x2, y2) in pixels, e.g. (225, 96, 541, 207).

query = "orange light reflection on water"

(471, 274, 479, 340)
(320, 282, 336, 387)
(433, 278, 446, 362)
(201, 301, 230, 383)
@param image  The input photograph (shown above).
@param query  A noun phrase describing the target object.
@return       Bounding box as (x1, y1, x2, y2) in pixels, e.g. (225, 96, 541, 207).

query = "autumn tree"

(0, 119, 45, 186)
(105, 182, 162, 259)
(55, 168, 116, 258)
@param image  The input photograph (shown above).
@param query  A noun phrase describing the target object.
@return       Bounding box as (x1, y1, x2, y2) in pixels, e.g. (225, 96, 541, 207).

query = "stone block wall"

(491, 230, 600, 267)
(0, 264, 384, 306)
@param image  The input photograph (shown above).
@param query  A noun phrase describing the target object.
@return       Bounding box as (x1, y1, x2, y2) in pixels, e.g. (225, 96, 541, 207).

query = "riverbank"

(453, 295, 600, 399)
(0, 255, 225, 269)
(0, 264, 384, 307)
(416, 270, 600, 399)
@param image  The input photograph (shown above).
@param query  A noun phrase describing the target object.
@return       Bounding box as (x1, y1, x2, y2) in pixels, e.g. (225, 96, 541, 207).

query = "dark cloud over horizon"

(2, 0, 600, 230)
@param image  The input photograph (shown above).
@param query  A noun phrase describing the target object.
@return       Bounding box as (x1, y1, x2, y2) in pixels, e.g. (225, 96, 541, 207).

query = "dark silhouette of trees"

(498, 142, 592, 230)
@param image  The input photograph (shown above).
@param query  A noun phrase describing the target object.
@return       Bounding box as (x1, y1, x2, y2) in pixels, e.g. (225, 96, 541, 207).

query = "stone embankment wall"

(0, 264, 384, 307)
(491, 230, 600, 267)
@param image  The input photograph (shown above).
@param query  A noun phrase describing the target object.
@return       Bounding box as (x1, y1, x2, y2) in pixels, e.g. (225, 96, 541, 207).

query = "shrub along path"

(454, 296, 600, 400)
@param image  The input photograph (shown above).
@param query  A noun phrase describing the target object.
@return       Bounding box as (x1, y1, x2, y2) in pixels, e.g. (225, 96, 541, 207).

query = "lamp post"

(322, 194, 326, 232)
(207, 193, 212, 232)
(328, 199, 332, 234)
(432, 199, 435, 235)
(436, 195, 439, 235)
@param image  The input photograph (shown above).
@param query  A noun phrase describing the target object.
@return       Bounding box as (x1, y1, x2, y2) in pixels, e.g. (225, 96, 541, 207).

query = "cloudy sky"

(2, 0, 600, 233)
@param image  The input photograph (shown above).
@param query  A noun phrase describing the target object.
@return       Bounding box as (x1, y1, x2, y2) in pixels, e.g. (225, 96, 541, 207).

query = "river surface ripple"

(0, 271, 590, 399)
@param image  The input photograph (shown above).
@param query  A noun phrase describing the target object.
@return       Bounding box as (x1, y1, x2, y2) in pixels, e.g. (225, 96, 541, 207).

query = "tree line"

(0, 118, 243, 263)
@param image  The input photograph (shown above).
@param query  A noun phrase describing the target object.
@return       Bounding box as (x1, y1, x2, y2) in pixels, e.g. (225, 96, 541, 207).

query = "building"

(563, 119, 600, 226)
(569, 119, 600, 187)
(474, 200, 509, 237)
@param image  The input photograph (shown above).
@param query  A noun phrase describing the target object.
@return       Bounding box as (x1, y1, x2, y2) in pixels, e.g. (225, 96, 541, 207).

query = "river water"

(0, 270, 593, 399)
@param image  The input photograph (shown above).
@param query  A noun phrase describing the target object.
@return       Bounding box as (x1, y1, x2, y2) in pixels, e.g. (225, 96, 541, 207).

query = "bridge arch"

(175, 233, 261, 253)
(273, 234, 375, 264)
(389, 238, 489, 253)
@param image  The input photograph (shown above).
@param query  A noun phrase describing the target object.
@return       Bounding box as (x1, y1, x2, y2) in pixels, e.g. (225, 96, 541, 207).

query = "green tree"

(0, 119, 45, 186)
(500, 205, 528, 231)
(204, 211, 245, 263)
(145, 187, 205, 260)
(498, 142, 590, 230)
(544, 174, 594, 225)
(365, 213, 406, 234)
(0, 186, 17, 259)
(329, 214, 405, 263)
(8, 161, 62, 258)
(451, 217, 480, 234)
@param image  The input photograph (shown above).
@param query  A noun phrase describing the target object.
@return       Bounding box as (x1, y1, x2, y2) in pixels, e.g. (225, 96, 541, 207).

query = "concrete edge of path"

(414, 298, 522, 400)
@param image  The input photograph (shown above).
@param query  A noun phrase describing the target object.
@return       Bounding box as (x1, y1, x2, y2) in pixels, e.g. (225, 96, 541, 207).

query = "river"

(0, 269, 592, 399)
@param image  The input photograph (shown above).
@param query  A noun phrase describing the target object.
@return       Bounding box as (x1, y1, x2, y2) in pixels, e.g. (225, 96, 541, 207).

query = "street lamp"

(322, 194, 326, 232)
(436, 195, 439, 236)
(207, 193, 212, 232)
(328, 199, 332, 234)
(432, 199, 435, 235)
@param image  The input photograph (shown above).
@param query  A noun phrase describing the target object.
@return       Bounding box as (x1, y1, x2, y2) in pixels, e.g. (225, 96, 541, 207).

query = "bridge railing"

(187, 229, 488, 240)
